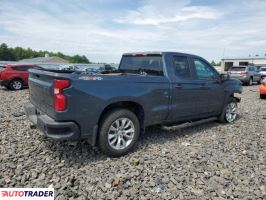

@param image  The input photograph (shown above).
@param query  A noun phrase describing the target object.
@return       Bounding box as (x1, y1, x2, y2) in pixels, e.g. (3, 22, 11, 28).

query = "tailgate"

(28, 69, 71, 118)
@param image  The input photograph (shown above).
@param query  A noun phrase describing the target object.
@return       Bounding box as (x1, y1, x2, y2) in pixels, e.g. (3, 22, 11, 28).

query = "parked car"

(259, 78, 266, 99)
(57, 64, 116, 74)
(84, 67, 99, 74)
(24, 52, 242, 157)
(258, 67, 266, 80)
(0, 64, 43, 90)
(227, 66, 261, 86)
(98, 64, 117, 73)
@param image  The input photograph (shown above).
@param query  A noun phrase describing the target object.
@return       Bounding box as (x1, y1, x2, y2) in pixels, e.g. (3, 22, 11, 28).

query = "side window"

(172, 56, 191, 79)
(193, 58, 217, 80)
(12, 66, 30, 71)
(33, 65, 43, 70)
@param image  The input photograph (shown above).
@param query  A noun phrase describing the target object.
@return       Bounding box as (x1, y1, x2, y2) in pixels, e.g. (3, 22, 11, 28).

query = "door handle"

(174, 84, 183, 89)
(199, 86, 210, 90)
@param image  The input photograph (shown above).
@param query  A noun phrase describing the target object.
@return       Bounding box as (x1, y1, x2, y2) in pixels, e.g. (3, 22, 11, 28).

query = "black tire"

(9, 79, 23, 90)
(260, 94, 266, 99)
(258, 77, 263, 85)
(98, 109, 140, 157)
(219, 97, 238, 123)
(248, 77, 253, 86)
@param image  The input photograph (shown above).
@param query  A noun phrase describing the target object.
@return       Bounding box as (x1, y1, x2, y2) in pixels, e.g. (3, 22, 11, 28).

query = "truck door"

(168, 55, 201, 122)
(191, 57, 224, 116)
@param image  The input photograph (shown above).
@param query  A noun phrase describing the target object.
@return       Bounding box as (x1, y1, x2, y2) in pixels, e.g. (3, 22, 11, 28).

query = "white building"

(222, 55, 266, 71)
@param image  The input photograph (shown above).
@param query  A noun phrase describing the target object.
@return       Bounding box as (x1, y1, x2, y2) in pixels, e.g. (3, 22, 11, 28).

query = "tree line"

(211, 60, 221, 66)
(0, 43, 90, 63)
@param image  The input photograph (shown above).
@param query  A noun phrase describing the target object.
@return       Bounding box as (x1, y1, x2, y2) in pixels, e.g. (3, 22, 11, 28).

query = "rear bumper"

(0, 80, 9, 87)
(230, 76, 248, 83)
(24, 102, 80, 140)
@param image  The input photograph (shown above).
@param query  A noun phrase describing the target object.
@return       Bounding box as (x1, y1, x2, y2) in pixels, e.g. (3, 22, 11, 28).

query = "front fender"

(222, 78, 242, 105)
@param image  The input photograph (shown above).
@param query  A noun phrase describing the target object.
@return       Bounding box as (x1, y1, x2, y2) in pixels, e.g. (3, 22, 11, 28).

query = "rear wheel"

(248, 78, 253, 86)
(98, 109, 140, 157)
(9, 79, 23, 90)
(219, 97, 238, 123)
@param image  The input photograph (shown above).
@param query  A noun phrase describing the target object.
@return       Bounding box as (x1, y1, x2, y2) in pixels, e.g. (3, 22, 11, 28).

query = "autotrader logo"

(0, 188, 54, 200)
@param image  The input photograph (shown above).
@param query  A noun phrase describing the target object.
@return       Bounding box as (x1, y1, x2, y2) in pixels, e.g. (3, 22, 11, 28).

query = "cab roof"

(122, 51, 197, 57)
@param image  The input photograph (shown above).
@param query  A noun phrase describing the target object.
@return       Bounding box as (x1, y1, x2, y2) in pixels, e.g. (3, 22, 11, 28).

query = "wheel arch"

(97, 101, 145, 133)
(10, 77, 25, 85)
(219, 94, 240, 122)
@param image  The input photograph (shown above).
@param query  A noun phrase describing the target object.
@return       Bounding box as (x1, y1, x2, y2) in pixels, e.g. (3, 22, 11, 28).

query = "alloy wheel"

(107, 118, 135, 150)
(12, 81, 22, 90)
(225, 102, 237, 123)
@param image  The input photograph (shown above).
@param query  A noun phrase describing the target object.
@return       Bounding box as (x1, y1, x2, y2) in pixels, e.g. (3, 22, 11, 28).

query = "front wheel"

(9, 79, 23, 90)
(219, 97, 238, 123)
(98, 109, 140, 157)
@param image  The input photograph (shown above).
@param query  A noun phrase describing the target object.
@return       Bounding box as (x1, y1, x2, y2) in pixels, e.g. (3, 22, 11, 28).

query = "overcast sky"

(0, 0, 266, 63)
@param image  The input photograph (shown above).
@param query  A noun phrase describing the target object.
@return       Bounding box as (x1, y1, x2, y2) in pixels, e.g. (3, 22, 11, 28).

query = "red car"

(0, 64, 43, 90)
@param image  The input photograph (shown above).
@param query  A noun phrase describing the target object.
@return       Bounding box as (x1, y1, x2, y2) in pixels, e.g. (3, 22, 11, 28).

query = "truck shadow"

(42, 121, 225, 166)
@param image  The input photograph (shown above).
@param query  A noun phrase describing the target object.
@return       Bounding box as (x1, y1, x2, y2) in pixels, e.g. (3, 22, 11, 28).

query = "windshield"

(119, 55, 163, 76)
(260, 68, 266, 71)
(230, 67, 246, 71)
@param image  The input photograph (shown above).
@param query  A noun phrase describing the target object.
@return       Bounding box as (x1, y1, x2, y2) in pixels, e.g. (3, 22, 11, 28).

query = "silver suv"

(228, 66, 261, 86)
(258, 67, 266, 80)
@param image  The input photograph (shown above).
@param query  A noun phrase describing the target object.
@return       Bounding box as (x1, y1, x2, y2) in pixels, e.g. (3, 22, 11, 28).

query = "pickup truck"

(25, 52, 242, 157)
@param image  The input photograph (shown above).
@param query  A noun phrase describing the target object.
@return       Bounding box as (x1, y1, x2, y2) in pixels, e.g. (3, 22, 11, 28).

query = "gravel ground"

(0, 85, 265, 200)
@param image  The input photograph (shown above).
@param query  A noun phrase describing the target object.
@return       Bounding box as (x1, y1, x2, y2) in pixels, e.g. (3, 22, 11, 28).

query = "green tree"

(0, 43, 91, 63)
(0, 43, 15, 61)
(70, 55, 90, 63)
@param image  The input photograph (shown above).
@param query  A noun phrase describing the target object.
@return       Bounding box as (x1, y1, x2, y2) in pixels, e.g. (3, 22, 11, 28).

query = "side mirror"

(220, 73, 229, 82)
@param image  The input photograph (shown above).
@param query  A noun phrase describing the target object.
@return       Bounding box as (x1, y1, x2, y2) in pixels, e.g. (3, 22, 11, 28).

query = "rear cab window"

(119, 54, 164, 76)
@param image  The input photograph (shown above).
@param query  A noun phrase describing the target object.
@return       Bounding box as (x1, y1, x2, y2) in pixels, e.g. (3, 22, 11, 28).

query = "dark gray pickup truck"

(25, 52, 242, 157)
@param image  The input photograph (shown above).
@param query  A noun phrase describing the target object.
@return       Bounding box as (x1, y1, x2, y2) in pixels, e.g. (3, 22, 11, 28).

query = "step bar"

(161, 117, 218, 131)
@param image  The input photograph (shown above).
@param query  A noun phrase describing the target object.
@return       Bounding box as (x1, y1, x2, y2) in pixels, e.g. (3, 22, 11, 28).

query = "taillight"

(240, 71, 248, 74)
(54, 79, 70, 111)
